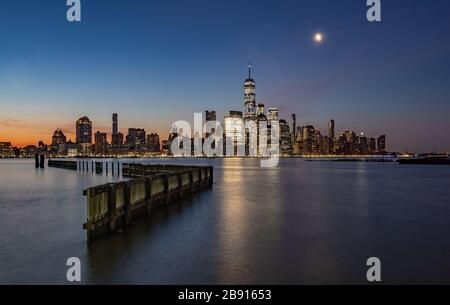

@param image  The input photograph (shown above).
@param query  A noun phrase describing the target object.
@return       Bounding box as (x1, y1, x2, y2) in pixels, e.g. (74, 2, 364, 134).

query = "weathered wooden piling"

(83, 164, 213, 242)
(35, 154, 39, 168)
(39, 155, 45, 168)
(95, 162, 103, 174)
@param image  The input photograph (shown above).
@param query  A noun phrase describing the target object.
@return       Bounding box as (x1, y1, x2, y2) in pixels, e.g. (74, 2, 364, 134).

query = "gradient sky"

(1, 0, 450, 152)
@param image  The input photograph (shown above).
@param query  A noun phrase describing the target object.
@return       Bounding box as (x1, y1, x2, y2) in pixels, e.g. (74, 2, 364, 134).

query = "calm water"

(1, 158, 450, 284)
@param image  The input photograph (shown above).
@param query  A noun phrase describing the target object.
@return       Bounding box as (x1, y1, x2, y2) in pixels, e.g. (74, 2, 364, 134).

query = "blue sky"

(1, 0, 450, 152)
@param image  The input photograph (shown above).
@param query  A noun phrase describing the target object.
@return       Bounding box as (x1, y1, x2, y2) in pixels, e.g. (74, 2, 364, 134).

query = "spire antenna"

(248, 59, 251, 79)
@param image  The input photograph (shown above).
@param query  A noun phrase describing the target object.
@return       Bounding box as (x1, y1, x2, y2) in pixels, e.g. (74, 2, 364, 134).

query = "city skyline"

(1, 0, 450, 151)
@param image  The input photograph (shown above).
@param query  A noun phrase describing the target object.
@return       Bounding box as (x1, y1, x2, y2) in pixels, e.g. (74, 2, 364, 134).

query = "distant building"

(94, 132, 108, 155)
(205, 110, 217, 138)
(161, 140, 170, 155)
(291, 114, 297, 146)
(256, 103, 265, 116)
(243, 61, 256, 121)
(76, 116, 92, 155)
(51, 128, 67, 146)
(0, 142, 13, 157)
(224, 111, 244, 156)
(76, 116, 92, 144)
(377, 135, 386, 153)
(267, 108, 279, 124)
(147, 133, 161, 152)
(301, 125, 315, 154)
(205, 110, 216, 122)
(358, 134, 368, 154)
(368, 137, 376, 153)
(111, 113, 120, 149)
(50, 128, 67, 155)
(279, 119, 292, 155)
(126, 128, 146, 150)
(328, 119, 335, 140)
(342, 131, 357, 154)
(116, 132, 124, 149)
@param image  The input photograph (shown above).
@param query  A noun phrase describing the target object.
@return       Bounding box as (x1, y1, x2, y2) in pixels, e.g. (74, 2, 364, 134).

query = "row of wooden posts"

(47, 160, 122, 176)
(77, 160, 121, 175)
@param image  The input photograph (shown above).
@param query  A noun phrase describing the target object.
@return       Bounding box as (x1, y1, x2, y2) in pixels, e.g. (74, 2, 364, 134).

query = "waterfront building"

(76, 116, 92, 155)
(0, 142, 14, 157)
(224, 111, 244, 156)
(76, 116, 92, 144)
(358, 134, 368, 154)
(126, 128, 146, 150)
(50, 128, 67, 155)
(94, 132, 108, 155)
(147, 133, 161, 152)
(301, 125, 315, 154)
(51, 128, 67, 146)
(377, 135, 386, 153)
(368, 137, 376, 153)
(279, 119, 293, 155)
(161, 140, 170, 155)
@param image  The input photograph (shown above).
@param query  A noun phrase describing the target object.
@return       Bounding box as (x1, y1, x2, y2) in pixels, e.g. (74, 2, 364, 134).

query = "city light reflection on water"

(1, 158, 450, 284)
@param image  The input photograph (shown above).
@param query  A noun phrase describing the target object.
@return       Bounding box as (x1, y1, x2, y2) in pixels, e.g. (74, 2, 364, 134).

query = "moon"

(313, 32, 324, 44)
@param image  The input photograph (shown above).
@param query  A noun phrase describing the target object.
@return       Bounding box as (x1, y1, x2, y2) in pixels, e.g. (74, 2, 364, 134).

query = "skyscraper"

(76, 116, 92, 144)
(291, 114, 297, 145)
(243, 61, 256, 121)
(112, 113, 119, 148)
(328, 119, 335, 140)
(112, 113, 118, 136)
(279, 119, 292, 155)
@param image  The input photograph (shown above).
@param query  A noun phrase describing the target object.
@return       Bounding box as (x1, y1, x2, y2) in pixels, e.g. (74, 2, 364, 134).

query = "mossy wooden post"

(123, 181, 132, 225)
(178, 173, 183, 197)
(189, 171, 194, 192)
(163, 175, 169, 205)
(108, 184, 117, 232)
(39, 154, 45, 168)
(209, 166, 213, 186)
(95, 162, 103, 174)
(145, 177, 152, 215)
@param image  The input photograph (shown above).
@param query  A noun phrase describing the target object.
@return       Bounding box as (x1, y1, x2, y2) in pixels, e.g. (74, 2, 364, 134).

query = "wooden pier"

(83, 163, 213, 242)
(48, 160, 78, 170)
